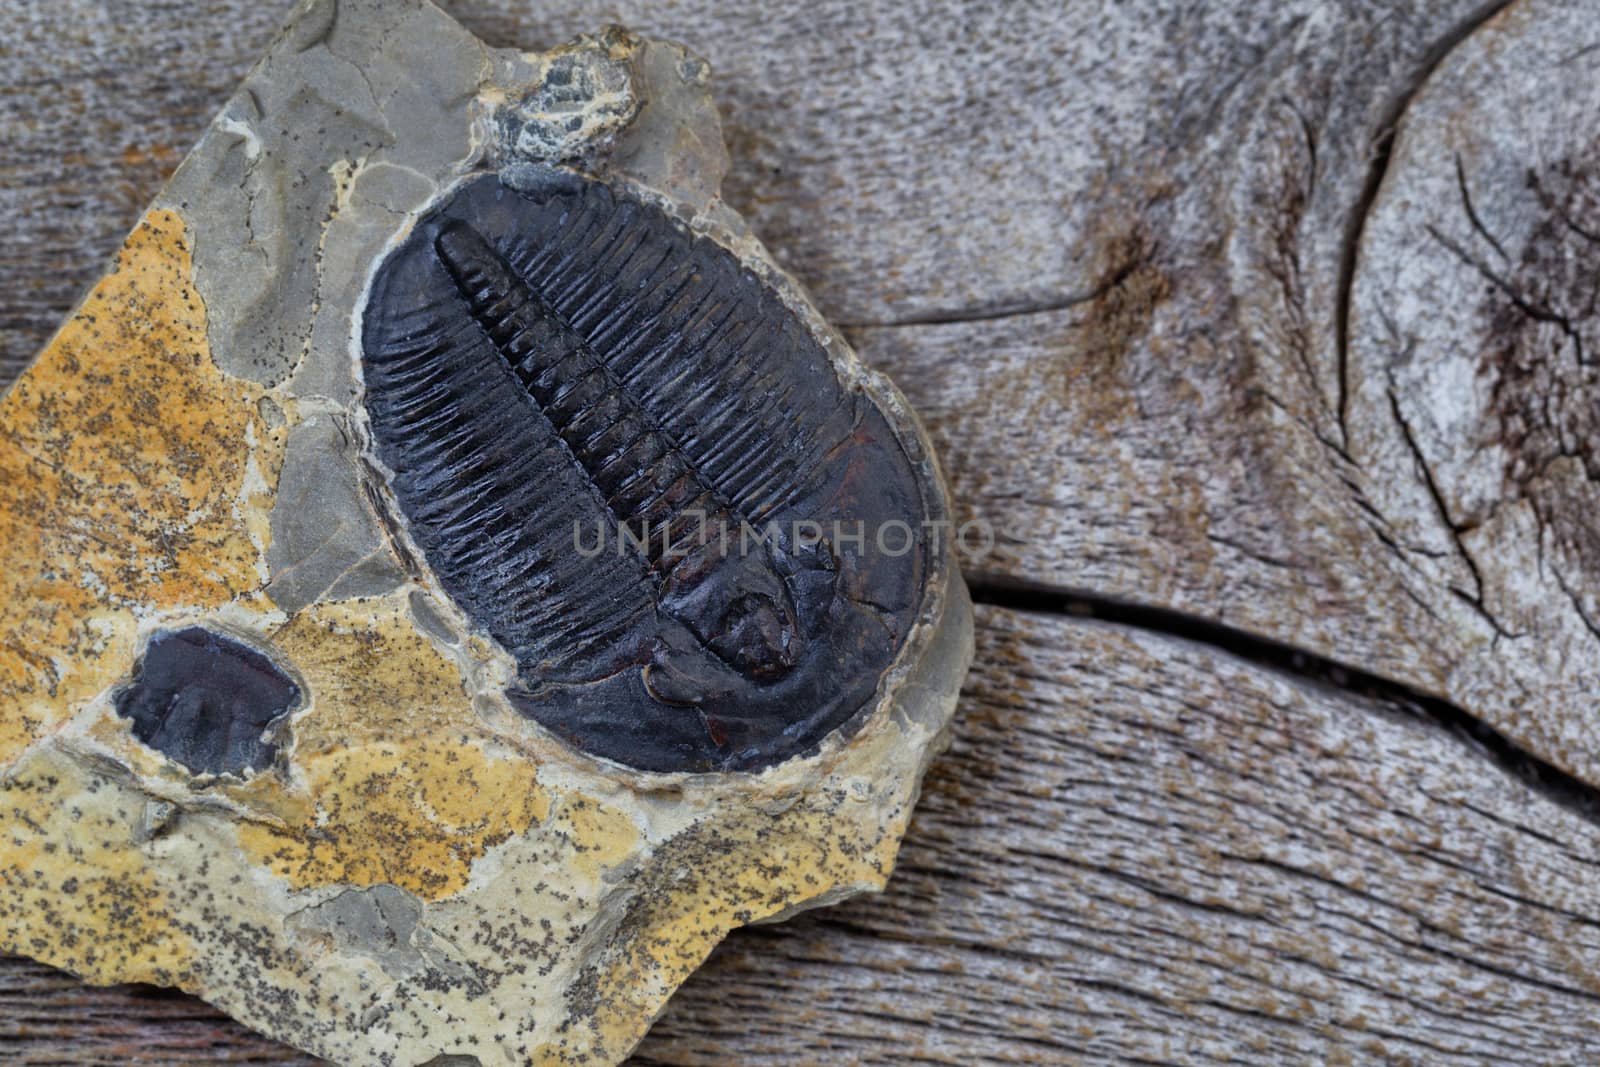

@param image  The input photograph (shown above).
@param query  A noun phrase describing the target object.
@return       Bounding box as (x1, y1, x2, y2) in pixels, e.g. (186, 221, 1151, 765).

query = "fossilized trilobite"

(360, 169, 930, 773)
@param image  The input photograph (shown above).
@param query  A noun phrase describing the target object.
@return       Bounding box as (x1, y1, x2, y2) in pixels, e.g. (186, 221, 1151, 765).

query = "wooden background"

(6, 0, 1600, 1062)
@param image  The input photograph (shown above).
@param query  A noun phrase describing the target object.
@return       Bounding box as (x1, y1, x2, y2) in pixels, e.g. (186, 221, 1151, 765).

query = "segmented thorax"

(360, 169, 930, 773)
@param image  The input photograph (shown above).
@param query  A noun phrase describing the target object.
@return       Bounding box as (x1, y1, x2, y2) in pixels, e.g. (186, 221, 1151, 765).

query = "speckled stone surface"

(0, 2, 970, 1064)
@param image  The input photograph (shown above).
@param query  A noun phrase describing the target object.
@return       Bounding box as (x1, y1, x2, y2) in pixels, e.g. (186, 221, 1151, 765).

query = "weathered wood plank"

(830, 0, 1600, 790)
(637, 610, 1600, 1065)
(6, 0, 1600, 1062)
(0, 955, 310, 1064)
(0, 0, 284, 386)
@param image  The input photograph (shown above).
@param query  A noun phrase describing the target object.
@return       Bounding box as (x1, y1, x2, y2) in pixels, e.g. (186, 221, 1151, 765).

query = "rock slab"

(0, 1, 971, 1064)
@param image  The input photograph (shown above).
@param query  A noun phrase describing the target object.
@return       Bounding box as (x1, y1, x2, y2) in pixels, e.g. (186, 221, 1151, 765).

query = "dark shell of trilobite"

(115, 627, 301, 777)
(360, 169, 929, 773)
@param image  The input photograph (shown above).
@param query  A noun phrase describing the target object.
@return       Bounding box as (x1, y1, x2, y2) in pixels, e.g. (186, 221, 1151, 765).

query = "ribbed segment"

(433, 222, 744, 573)
(359, 173, 893, 702)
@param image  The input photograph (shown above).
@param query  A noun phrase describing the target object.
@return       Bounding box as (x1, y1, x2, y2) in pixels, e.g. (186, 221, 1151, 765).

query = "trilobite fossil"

(115, 627, 301, 777)
(360, 169, 930, 773)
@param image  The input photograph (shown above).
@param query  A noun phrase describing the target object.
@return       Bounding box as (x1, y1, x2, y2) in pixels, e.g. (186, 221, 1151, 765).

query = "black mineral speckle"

(114, 628, 300, 776)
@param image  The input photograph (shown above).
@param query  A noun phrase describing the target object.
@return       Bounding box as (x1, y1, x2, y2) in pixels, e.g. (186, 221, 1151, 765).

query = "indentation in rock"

(114, 628, 300, 776)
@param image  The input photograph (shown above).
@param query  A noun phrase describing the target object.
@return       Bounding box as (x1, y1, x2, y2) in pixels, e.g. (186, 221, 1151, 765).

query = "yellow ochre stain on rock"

(0, 210, 279, 768)
(536, 792, 905, 1065)
(237, 736, 550, 900)
(0, 750, 194, 986)
(548, 793, 640, 885)
(238, 598, 558, 898)
(272, 597, 480, 757)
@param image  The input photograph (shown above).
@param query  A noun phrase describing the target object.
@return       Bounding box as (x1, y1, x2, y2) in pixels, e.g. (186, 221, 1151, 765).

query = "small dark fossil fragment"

(115, 628, 300, 776)
(361, 169, 929, 773)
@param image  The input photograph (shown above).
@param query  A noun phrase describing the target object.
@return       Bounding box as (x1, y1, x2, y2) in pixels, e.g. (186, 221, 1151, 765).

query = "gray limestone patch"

(286, 884, 477, 987)
(265, 412, 405, 612)
(493, 30, 729, 218)
(291, 163, 438, 402)
(160, 0, 487, 391)
(608, 38, 730, 217)
(161, 11, 392, 385)
(408, 589, 460, 646)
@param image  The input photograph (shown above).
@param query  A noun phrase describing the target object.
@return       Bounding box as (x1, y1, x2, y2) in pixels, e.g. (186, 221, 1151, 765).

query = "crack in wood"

(964, 573, 1600, 829)
(836, 256, 1149, 330)
(1454, 152, 1510, 262)
(1428, 222, 1591, 367)
(1383, 383, 1521, 642)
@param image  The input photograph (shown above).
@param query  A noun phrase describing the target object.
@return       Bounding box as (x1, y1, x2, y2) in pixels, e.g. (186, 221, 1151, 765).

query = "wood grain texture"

(5, 0, 1600, 1063)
